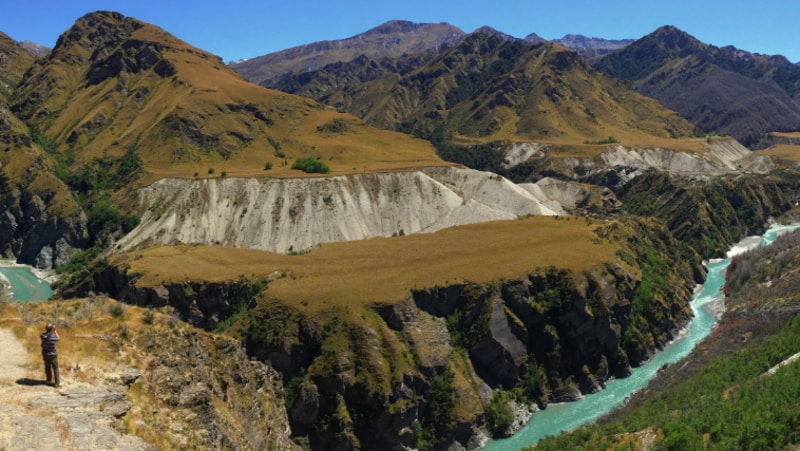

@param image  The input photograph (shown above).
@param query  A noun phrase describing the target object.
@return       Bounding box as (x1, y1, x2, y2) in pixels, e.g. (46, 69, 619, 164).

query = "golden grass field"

(755, 144, 800, 162)
(111, 216, 617, 313)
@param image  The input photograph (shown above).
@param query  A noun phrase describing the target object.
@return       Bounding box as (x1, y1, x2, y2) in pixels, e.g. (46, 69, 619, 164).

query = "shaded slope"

(0, 31, 35, 101)
(0, 80, 85, 267)
(596, 26, 800, 147)
(229, 20, 465, 87)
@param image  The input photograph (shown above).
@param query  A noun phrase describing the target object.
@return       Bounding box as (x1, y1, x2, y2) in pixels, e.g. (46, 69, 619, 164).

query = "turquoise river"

(483, 224, 798, 450)
(0, 263, 53, 302)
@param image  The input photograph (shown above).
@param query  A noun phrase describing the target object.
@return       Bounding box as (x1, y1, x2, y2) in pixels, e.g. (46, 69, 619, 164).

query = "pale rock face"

(597, 139, 774, 180)
(503, 138, 776, 183)
(116, 166, 566, 254)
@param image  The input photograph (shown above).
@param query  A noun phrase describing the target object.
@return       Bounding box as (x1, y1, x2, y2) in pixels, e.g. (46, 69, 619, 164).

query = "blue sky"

(2, 1, 798, 63)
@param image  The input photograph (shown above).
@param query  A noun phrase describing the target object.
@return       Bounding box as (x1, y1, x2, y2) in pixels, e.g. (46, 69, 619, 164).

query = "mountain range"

(230, 21, 800, 148)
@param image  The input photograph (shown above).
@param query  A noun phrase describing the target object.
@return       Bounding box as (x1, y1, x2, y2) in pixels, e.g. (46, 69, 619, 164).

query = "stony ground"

(0, 327, 153, 450)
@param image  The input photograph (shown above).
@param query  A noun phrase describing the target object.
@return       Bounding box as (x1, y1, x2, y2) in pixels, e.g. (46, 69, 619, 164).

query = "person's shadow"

(16, 378, 50, 386)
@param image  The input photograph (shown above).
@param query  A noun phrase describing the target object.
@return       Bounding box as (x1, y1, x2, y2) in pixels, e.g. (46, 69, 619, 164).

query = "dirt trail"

(0, 328, 28, 382)
(0, 327, 153, 450)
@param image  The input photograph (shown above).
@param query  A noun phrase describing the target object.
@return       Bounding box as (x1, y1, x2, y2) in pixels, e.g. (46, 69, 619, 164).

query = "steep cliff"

(0, 103, 88, 268)
(76, 218, 699, 450)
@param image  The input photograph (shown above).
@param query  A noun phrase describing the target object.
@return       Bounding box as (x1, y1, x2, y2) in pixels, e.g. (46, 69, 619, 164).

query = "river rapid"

(483, 224, 798, 450)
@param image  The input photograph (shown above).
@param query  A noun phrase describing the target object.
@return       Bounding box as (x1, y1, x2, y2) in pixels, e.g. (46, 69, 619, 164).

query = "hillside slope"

(275, 32, 698, 148)
(596, 26, 800, 147)
(0, 32, 35, 101)
(0, 300, 296, 450)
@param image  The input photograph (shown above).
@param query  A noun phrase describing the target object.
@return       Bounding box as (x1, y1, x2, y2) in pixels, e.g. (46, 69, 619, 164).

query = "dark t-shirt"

(41, 332, 59, 356)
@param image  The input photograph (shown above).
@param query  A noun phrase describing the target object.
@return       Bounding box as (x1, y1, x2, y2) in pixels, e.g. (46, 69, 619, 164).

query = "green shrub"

(583, 136, 620, 145)
(292, 157, 330, 174)
(486, 390, 514, 435)
(141, 309, 154, 325)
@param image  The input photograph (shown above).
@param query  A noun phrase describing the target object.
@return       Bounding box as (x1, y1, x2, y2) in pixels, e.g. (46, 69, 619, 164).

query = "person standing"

(40, 323, 60, 388)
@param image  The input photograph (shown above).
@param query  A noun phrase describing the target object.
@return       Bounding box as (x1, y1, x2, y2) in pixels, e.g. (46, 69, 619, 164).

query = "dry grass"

(772, 132, 800, 139)
(111, 216, 617, 312)
(755, 144, 800, 162)
(19, 15, 449, 192)
(0, 298, 151, 385)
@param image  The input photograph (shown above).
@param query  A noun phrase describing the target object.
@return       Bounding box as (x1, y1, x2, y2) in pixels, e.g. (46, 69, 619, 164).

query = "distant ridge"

(19, 40, 50, 56)
(0, 32, 35, 100)
(229, 20, 465, 87)
(553, 34, 633, 59)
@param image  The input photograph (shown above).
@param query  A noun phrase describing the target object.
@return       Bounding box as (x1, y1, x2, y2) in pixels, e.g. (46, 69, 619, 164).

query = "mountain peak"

(366, 20, 450, 35)
(472, 26, 522, 43)
(524, 32, 546, 45)
(646, 25, 704, 51)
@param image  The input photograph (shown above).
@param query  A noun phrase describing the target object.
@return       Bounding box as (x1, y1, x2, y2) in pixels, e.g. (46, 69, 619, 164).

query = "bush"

(486, 390, 514, 435)
(292, 157, 330, 174)
(109, 303, 125, 318)
(141, 309, 154, 325)
(264, 161, 272, 170)
(583, 136, 620, 145)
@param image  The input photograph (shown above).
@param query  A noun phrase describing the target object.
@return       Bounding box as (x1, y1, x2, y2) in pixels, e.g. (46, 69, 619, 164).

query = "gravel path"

(0, 328, 27, 382)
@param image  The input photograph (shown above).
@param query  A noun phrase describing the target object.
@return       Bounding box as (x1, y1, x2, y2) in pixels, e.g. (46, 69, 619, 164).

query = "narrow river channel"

(0, 263, 53, 302)
(483, 224, 798, 450)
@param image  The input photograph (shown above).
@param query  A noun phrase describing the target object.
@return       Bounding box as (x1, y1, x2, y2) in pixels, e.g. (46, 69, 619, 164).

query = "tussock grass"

(0, 298, 153, 379)
(111, 216, 617, 312)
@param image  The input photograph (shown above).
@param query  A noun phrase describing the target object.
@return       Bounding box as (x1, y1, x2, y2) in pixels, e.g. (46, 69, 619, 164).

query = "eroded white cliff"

(117, 166, 566, 254)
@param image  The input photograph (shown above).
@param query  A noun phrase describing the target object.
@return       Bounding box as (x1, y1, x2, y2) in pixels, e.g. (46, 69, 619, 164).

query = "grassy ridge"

(110, 216, 617, 311)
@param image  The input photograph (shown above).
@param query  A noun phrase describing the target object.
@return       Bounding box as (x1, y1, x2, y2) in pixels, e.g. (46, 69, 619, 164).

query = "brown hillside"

(595, 26, 800, 148)
(0, 31, 35, 101)
(11, 12, 447, 188)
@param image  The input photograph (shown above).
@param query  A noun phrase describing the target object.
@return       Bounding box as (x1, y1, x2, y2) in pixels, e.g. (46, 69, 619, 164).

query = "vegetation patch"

(291, 157, 330, 174)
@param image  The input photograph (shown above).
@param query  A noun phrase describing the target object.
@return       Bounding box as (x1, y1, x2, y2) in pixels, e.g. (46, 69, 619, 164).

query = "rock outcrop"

(555, 138, 775, 183)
